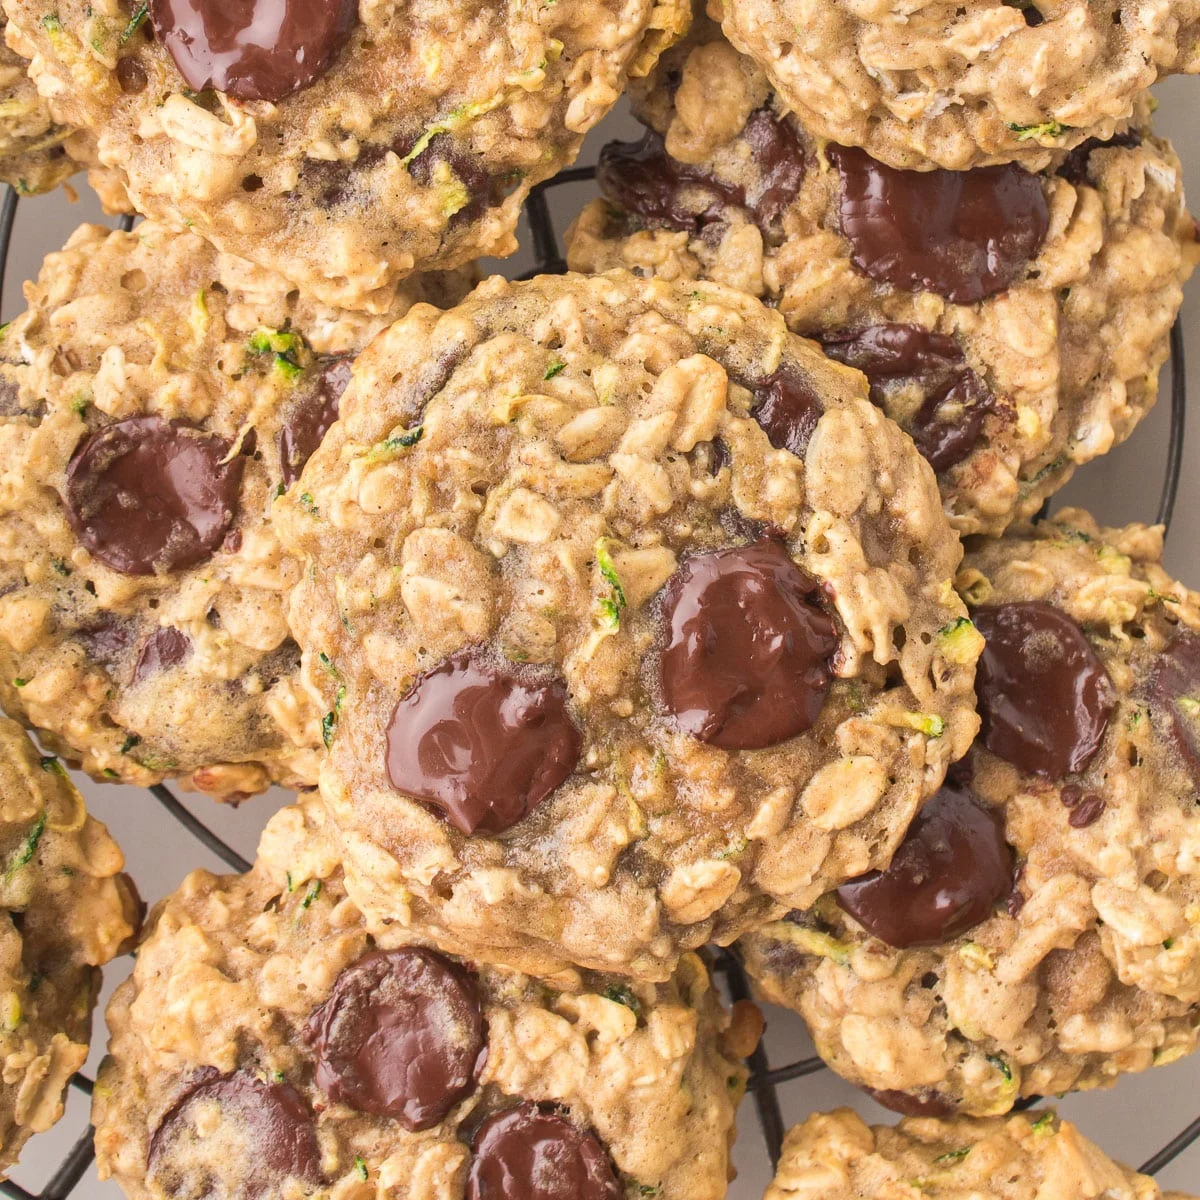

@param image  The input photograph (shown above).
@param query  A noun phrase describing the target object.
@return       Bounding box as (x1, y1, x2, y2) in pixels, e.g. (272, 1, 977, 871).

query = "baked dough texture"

(0, 14, 73, 194)
(275, 269, 978, 979)
(93, 795, 751, 1200)
(0, 716, 138, 1177)
(766, 1108, 1190, 1200)
(742, 509, 1200, 1115)
(566, 14, 1199, 537)
(0, 220, 469, 799)
(711, 0, 1200, 170)
(4, 0, 691, 311)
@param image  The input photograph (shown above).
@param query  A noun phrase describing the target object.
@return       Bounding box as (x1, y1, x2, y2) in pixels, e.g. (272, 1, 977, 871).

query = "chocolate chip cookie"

(0, 220, 469, 798)
(5, 0, 690, 312)
(767, 1108, 1190, 1200)
(710, 0, 1199, 170)
(274, 269, 978, 979)
(0, 716, 139, 1176)
(94, 795, 753, 1200)
(566, 15, 1199, 537)
(741, 508, 1200, 1115)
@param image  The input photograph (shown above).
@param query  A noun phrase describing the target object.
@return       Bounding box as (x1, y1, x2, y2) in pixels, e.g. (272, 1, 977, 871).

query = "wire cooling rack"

(0, 157, 1192, 1199)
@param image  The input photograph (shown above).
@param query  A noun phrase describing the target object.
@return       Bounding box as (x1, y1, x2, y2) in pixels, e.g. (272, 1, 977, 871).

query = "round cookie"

(4, 0, 690, 312)
(566, 15, 1199, 537)
(93, 795, 754, 1200)
(741, 508, 1200, 1115)
(275, 269, 978, 979)
(711, 0, 1200, 170)
(0, 221, 469, 798)
(767, 1108, 1190, 1200)
(0, 716, 139, 1176)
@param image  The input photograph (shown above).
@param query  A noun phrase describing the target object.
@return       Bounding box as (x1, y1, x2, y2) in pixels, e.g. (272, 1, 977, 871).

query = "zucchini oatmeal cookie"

(4, 0, 690, 312)
(0, 716, 139, 1177)
(766, 1108, 1193, 1200)
(275, 270, 979, 980)
(93, 795, 754, 1200)
(741, 508, 1200, 1116)
(566, 14, 1199, 537)
(711, 0, 1200, 171)
(0, 220, 469, 799)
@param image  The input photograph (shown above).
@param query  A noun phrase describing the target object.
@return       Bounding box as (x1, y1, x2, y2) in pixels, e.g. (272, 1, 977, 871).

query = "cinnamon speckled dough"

(767, 1108, 1191, 1200)
(711, 0, 1199, 170)
(566, 15, 1199, 537)
(94, 795, 752, 1200)
(275, 270, 978, 980)
(4, 0, 690, 312)
(0, 221, 469, 798)
(742, 508, 1200, 1115)
(0, 717, 139, 1177)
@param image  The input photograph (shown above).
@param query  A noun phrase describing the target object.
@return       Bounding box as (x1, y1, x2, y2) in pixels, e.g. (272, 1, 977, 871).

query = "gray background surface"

(2, 80, 1197, 1197)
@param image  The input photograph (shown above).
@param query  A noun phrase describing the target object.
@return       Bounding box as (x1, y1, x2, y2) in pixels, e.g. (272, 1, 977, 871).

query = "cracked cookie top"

(0, 716, 138, 1177)
(0, 220, 469, 798)
(5, 0, 689, 311)
(711, 0, 1199, 170)
(742, 508, 1200, 1115)
(275, 269, 977, 979)
(565, 14, 1198, 537)
(93, 795, 751, 1200)
(766, 1108, 1188, 1200)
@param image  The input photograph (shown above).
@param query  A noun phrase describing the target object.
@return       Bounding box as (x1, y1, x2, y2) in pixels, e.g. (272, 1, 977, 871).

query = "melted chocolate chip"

(65, 416, 243, 576)
(1058, 130, 1143, 187)
(148, 1070, 321, 1199)
(829, 146, 1050, 303)
(658, 540, 838, 750)
(402, 134, 494, 227)
(278, 358, 350, 486)
(597, 130, 743, 234)
(305, 948, 485, 1129)
(820, 324, 996, 472)
(116, 56, 148, 94)
(738, 108, 807, 227)
(1148, 631, 1200, 783)
(133, 627, 192, 682)
(973, 602, 1115, 779)
(149, 0, 356, 102)
(747, 364, 823, 458)
(1068, 794, 1105, 828)
(76, 614, 136, 667)
(467, 1104, 622, 1200)
(836, 785, 1012, 947)
(385, 649, 582, 835)
(864, 1087, 956, 1118)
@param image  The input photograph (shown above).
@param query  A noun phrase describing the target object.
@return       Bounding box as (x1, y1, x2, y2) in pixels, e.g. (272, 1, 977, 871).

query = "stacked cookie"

(0, 0, 1194, 1194)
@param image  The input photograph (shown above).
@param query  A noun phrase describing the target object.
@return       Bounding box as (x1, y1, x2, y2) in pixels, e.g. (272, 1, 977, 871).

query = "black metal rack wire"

(0, 162, 1191, 1198)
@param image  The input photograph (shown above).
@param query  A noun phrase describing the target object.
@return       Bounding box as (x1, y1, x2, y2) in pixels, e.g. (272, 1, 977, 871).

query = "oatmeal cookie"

(767, 1108, 1189, 1200)
(0, 221, 469, 799)
(0, 14, 73, 194)
(0, 716, 139, 1177)
(711, 0, 1200, 170)
(741, 508, 1200, 1115)
(4, 0, 690, 312)
(566, 15, 1199, 537)
(275, 270, 978, 979)
(94, 795, 752, 1200)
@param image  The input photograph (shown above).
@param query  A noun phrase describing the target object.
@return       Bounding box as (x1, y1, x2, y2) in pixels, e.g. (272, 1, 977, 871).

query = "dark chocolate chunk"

(76, 614, 136, 667)
(65, 416, 243, 576)
(1057, 130, 1143, 187)
(149, 0, 356, 102)
(385, 649, 581, 835)
(864, 1087, 956, 1118)
(820, 324, 995, 472)
(973, 602, 1115, 778)
(1148, 631, 1200, 784)
(147, 1069, 321, 1200)
(836, 785, 1013, 947)
(658, 540, 838, 750)
(467, 1103, 622, 1200)
(133, 627, 192, 682)
(739, 107, 807, 227)
(748, 363, 823, 458)
(305, 948, 485, 1129)
(829, 146, 1050, 303)
(278, 358, 351, 486)
(402, 134, 494, 228)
